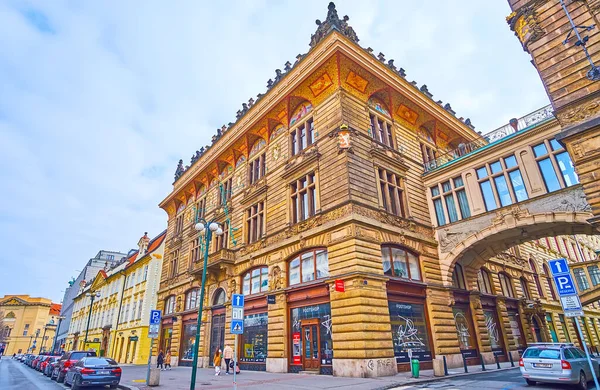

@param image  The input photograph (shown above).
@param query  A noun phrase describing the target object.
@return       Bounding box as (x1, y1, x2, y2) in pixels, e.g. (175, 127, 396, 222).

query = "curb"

(119, 385, 141, 390)
(374, 366, 519, 389)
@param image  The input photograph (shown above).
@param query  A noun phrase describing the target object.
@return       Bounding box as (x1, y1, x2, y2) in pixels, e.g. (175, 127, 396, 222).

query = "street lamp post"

(51, 316, 66, 354)
(190, 219, 224, 390)
(83, 291, 101, 349)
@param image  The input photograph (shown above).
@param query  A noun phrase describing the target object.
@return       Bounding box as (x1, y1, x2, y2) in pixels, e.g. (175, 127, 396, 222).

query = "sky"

(0, 0, 550, 303)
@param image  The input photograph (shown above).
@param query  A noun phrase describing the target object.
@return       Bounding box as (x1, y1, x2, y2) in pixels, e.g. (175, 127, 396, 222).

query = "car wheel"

(109, 385, 117, 389)
(71, 377, 80, 390)
(578, 371, 587, 390)
(525, 379, 536, 386)
(57, 373, 65, 383)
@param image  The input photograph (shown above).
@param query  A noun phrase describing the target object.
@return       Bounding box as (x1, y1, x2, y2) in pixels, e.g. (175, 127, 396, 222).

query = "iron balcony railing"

(423, 105, 554, 173)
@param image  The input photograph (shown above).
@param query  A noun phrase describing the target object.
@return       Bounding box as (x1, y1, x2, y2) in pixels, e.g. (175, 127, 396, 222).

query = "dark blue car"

(64, 357, 121, 389)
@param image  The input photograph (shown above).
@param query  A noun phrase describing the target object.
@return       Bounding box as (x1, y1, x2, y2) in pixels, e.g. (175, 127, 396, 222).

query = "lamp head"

(194, 222, 205, 232)
(209, 222, 219, 232)
(215, 227, 224, 236)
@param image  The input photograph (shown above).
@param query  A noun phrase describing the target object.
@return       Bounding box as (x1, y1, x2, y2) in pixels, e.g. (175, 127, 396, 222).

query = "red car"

(39, 356, 58, 372)
(31, 356, 42, 370)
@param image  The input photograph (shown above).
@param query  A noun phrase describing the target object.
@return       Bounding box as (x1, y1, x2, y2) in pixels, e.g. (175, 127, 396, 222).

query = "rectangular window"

(23, 324, 29, 336)
(218, 178, 233, 205)
(190, 238, 201, 265)
(555, 152, 579, 187)
(559, 314, 571, 342)
(433, 198, 446, 226)
(574, 268, 590, 291)
(534, 139, 578, 192)
(480, 180, 497, 211)
(456, 190, 470, 218)
(214, 221, 229, 251)
(369, 114, 394, 147)
(196, 197, 206, 220)
(388, 302, 432, 362)
(246, 202, 265, 244)
(508, 169, 528, 202)
(494, 175, 512, 207)
(170, 250, 179, 279)
(588, 265, 600, 286)
(538, 158, 561, 192)
(291, 173, 317, 223)
(444, 195, 458, 223)
(240, 313, 268, 362)
(248, 154, 266, 184)
(291, 118, 314, 156)
(174, 213, 184, 235)
(431, 176, 470, 225)
(378, 168, 404, 217)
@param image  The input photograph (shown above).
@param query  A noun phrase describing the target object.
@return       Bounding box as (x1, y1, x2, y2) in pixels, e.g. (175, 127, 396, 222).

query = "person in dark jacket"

(157, 350, 164, 370)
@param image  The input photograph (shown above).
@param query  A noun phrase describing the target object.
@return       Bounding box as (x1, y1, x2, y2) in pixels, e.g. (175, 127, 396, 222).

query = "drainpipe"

(110, 271, 127, 361)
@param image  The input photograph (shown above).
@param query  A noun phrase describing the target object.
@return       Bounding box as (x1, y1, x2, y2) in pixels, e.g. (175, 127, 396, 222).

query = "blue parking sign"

(548, 258, 569, 276)
(150, 310, 161, 325)
(553, 273, 577, 296)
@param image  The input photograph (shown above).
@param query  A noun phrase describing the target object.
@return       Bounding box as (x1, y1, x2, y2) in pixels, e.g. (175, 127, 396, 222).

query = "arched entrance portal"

(209, 288, 226, 366)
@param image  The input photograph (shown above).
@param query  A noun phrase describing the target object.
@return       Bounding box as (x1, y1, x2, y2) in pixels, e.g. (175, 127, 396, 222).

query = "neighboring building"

(55, 250, 127, 352)
(66, 231, 166, 364)
(0, 295, 61, 355)
(153, 2, 600, 378)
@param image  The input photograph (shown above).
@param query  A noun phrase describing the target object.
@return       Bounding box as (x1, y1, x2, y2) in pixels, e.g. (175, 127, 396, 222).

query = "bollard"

(508, 351, 515, 367)
(462, 354, 468, 373)
(479, 354, 486, 371)
(443, 355, 449, 376)
(494, 353, 501, 369)
(411, 359, 420, 378)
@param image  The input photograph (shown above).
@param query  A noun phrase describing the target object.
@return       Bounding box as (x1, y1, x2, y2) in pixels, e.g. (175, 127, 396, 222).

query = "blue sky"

(0, 1, 549, 303)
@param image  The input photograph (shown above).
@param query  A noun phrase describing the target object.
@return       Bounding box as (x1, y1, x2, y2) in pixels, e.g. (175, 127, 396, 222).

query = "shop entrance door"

(301, 319, 320, 371)
(209, 313, 225, 365)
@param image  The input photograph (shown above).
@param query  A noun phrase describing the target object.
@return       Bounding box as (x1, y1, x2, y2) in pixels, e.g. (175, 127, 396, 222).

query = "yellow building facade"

(66, 231, 165, 364)
(0, 295, 61, 355)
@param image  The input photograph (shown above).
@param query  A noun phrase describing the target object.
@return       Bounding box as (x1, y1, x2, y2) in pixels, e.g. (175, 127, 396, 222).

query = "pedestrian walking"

(165, 351, 172, 370)
(157, 350, 164, 370)
(223, 345, 233, 375)
(213, 349, 222, 376)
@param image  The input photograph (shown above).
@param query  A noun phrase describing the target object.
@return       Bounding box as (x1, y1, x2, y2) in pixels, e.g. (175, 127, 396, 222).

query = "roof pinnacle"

(310, 2, 358, 49)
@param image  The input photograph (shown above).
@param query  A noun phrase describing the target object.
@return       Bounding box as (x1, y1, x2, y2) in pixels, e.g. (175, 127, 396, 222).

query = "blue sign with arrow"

(548, 258, 569, 276)
(232, 294, 244, 308)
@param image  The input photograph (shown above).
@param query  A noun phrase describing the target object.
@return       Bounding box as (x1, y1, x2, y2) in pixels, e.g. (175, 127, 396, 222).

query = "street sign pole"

(233, 334, 238, 390)
(147, 310, 161, 386)
(146, 338, 154, 385)
(230, 293, 244, 390)
(575, 317, 600, 389)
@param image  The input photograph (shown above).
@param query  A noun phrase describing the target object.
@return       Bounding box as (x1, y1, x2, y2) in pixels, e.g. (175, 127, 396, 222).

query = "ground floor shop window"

(388, 301, 432, 363)
(483, 309, 503, 354)
(180, 323, 197, 361)
(290, 303, 333, 367)
(452, 306, 477, 358)
(240, 313, 267, 363)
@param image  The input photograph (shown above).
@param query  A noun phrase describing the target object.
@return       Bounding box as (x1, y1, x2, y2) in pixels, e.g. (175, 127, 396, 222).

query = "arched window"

(185, 288, 200, 310)
(368, 97, 394, 147)
(164, 296, 176, 315)
(543, 263, 557, 300)
(213, 288, 226, 306)
(452, 264, 466, 289)
(498, 272, 515, 298)
(290, 101, 315, 156)
(520, 277, 531, 300)
(529, 259, 544, 298)
(477, 268, 493, 294)
(218, 165, 233, 205)
(381, 245, 421, 281)
(248, 139, 266, 185)
(242, 267, 269, 295)
(288, 249, 328, 286)
(270, 124, 286, 140)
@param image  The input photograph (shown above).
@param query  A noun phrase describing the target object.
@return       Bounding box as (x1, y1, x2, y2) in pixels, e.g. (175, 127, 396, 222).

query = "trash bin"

(411, 359, 420, 378)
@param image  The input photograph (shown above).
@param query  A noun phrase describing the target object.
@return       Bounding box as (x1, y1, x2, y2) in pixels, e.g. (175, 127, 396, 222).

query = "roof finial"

(310, 2, 359, 48)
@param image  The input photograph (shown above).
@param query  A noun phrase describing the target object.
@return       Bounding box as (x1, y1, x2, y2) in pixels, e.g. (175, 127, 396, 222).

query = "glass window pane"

(453, 176, 464, 188)
(550, 139, 562, 151)
(490, 161, 502, 174)
(509, 169, 528, 202)
(476, 167, 488, 179)
(289, 258, 300, 286)
(391, 248, 409, 278)
(538, 158, 561, 192)
(555, 152, 579, 187)
(504, 155, 517, 168)
(433, 199, 446, 226)
(442, 181, 452, 192)
(408, 253, 421, 281)
(445, 195, 459, 223)
(493, 175, 511, 207)
(301, 252, 315, 282)
(382, 249, 392, 276)
(533, 143, 548, 157)
(431, 186, 440, 197)
(480, 180, 497, 211)
(316, 250, 329, 279)
(456, 190, 471, 218)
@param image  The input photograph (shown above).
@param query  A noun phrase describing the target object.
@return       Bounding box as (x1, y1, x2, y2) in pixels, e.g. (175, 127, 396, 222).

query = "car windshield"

(84, 357, 117, 366)
(524, 348, 561, 359)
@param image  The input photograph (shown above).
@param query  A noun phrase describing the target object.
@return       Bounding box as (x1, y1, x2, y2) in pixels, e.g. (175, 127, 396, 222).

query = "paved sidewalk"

(118, 362, 519, 390)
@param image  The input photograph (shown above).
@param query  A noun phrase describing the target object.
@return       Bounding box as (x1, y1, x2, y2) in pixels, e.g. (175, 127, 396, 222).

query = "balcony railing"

(423, 105, 554, 173)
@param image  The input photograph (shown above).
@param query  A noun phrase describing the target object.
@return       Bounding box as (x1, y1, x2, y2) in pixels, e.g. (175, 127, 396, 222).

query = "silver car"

(520, 343, 600, 389)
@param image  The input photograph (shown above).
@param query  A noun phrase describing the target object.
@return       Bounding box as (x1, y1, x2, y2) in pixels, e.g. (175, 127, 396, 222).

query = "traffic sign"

(548, 258, 569, 276)
(232, 294, 244, 308)
(560, 295, 584, 317)
(150, 310, 161, 325)
(553, 273, 577, 296)
(148, 324, 159, 338)
(231, 319, 244, 334)
(232, 308, 243, 320)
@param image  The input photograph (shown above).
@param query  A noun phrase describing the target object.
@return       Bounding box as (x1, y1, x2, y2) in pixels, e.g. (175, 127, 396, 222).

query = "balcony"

(190, 248, 235, 276)
(423, 105, 554, 173)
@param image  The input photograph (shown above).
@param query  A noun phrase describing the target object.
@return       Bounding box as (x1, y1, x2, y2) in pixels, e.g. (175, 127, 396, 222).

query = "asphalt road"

(391, 369, 599, 390)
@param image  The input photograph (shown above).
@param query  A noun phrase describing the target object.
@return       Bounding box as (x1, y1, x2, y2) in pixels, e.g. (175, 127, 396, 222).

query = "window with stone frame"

(246, 201, 265, 244)
(290, 117, 315, 156)
(420, 142, 437, 165)
(529, 259, 545, 298)
(498, 272, 515, 298)
(430, 176, 471, 226)
(368, 100, 394, 148)
(533, 138, 579, 193)
(573, 268, 590, 292)
(476, 154, 528, 212)
(452, 263, 466, 289)
(291, 172, 317, 224)
(169, 250, 179, 279)
(164, 296, 176, 315)
(543, 263, 558, 300)
(380, 245, 421, 281)
(185, 288, 200, 310)
(477, 268, 493, 294)
(214, 220, 229, 251)
(520, 277, 531, 300)
(196, 194, 206, 221)
(242, 267, 269, 296)
(218, 176, 233, 206)
(190, 238, 201, 267)
(377, 167, 406, 217)
(174, 212, 184, 235)
(248, 139, 266, 185)
(288, 248, 328, 286)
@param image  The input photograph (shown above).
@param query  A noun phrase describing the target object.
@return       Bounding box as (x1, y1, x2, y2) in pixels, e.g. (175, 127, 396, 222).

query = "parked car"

(51, 351, 96, 383)
(64, 357, 121, 389)
(44, 356, 60, 376)
(39, 355, 58, 372)
(27, 355, 38, 367)
(520, 343, 600, 389)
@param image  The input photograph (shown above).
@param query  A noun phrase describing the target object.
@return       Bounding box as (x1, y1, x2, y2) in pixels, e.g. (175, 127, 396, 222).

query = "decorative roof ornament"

(444, 103, 456, 115)
(387, 59, 397, 71)
(310, 2, 359, 49)
(420, 84, 433, 98)
(174, 159, 184, 181)
(284, 61, 292, 72)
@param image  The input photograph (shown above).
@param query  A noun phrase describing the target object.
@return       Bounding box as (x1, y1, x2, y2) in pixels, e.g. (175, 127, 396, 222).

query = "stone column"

(469, 293, 493, 363)
(426, 287, 461, 368)
(266, 291, 287, 373)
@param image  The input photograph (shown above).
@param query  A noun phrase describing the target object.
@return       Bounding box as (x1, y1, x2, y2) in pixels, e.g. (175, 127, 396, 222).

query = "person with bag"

(165, 351, 172, 370)
(223, 345, 233, 375)
(213, 349, 222, 376)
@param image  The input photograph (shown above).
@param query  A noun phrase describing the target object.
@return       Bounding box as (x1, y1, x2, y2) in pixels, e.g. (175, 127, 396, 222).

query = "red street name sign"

(335, 279, 345, 292)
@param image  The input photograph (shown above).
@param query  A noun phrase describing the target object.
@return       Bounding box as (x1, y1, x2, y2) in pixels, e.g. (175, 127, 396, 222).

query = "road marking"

(132, 379, 146, 382)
